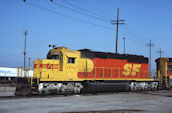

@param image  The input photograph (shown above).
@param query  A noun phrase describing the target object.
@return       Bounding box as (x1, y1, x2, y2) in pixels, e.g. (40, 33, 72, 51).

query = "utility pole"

(111, 8, 125, 54)
(24, 30, 28, 77)
(123, 37, 126, 54)
(28, 57, 31, 69)
(146, 39, 154, 77)
(157, 48, 163, 58)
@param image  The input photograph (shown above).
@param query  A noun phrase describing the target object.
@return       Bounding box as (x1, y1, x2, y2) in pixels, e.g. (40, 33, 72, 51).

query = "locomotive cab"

(33, 47, 90, 82)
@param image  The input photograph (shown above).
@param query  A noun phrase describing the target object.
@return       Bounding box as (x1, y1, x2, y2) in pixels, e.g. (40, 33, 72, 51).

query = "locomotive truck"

(15, 47, 172, 96)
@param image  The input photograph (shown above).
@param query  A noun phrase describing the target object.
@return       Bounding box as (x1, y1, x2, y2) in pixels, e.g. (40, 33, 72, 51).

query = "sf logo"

(122, 64, 141, 76)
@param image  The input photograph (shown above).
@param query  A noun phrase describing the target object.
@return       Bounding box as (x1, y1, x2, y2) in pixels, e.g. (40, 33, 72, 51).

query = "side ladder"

(30, 78, 39, 95)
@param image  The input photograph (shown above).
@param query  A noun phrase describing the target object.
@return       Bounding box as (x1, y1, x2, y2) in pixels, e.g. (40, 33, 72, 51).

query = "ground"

(0, 87, 172, 113)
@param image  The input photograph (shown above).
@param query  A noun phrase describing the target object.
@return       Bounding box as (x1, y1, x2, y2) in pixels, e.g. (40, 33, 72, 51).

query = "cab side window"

(68, 57, 75, 64)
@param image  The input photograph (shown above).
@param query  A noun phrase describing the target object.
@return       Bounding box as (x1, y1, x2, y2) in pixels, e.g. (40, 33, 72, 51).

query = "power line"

(23, 1, 152, 54)
(121, 25, 147, 44)
(62, 0, 112, 20)
(81, 0, 115, 19)
(118, 28, 146, 47)
(50, 0, 110, 23)
(24, 1, 114, 31)
(125, 24, 149, 41)
(120, 25, 148, 48)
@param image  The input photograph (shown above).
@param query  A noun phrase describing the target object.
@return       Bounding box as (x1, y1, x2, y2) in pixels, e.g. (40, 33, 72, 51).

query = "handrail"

(17, 67, 33, 78)
(86, 67, 149, 80)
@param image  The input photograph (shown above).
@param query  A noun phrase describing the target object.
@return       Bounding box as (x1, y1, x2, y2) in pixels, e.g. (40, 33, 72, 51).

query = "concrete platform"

(0, 90, 172, 113)
(0, 86, 15, 96)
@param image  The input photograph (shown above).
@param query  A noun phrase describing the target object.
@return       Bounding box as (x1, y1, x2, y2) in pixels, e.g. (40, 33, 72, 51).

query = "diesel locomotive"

(15, 47, 172, 95)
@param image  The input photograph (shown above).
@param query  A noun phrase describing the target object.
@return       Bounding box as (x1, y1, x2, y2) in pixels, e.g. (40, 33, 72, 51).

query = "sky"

(0, 0, 172, 71)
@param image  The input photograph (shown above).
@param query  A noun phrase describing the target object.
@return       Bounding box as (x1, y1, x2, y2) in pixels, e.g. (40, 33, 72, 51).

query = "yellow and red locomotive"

(15, 47, 172, 95)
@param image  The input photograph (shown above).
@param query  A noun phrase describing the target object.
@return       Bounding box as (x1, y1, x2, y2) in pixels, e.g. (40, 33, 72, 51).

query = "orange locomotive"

(155, 58, 172, 89)
(167, 59, 172, 77)
(16, 47, 171, 95)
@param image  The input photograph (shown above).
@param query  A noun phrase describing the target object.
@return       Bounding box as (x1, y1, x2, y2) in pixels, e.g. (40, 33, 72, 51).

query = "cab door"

(65, 56, 78, 80)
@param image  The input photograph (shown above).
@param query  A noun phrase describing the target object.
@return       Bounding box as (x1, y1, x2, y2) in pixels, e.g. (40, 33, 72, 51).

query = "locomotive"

(15, 47, 172, 95)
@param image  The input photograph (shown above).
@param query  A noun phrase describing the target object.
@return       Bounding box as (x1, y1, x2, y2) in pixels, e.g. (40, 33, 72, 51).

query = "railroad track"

(0, 89, 172, 99)
(0, 94, 67, 99)
(0, 91, 124, 99)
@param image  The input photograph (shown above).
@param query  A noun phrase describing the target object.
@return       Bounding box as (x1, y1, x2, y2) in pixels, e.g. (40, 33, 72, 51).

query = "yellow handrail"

(17, 67, 19, 78)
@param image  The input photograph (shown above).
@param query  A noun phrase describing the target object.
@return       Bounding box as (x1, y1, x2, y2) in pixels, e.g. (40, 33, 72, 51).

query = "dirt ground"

(0, 87, 172, 113)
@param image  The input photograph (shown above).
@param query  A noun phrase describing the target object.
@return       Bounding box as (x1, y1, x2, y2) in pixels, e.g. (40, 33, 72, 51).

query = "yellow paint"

(131, 64, 141, 76)
(34, 47, 94, 81)
(78, 58, 94, 72)
(170, 76, 172, 79)
(122, 64, 132, 76)
(155, 58, 170, 88)
(122, 64, 141, 76)
(34, 47, 153, 82)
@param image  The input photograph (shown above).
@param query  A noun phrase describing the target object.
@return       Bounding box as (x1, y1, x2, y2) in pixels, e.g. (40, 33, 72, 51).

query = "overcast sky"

(0, 0, 172, 71)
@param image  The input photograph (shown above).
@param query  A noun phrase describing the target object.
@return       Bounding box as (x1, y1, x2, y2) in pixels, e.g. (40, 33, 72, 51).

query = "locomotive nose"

(34, 59, 59, 78)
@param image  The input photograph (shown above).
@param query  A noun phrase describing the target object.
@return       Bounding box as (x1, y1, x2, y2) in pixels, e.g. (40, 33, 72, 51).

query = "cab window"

(68, 57, 75, 64)
(52, 55, 59, 59)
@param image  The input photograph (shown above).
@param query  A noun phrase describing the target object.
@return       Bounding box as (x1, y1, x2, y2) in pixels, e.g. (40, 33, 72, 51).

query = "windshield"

(47, 55, 59, 59)
(52, 55, 59, 59)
